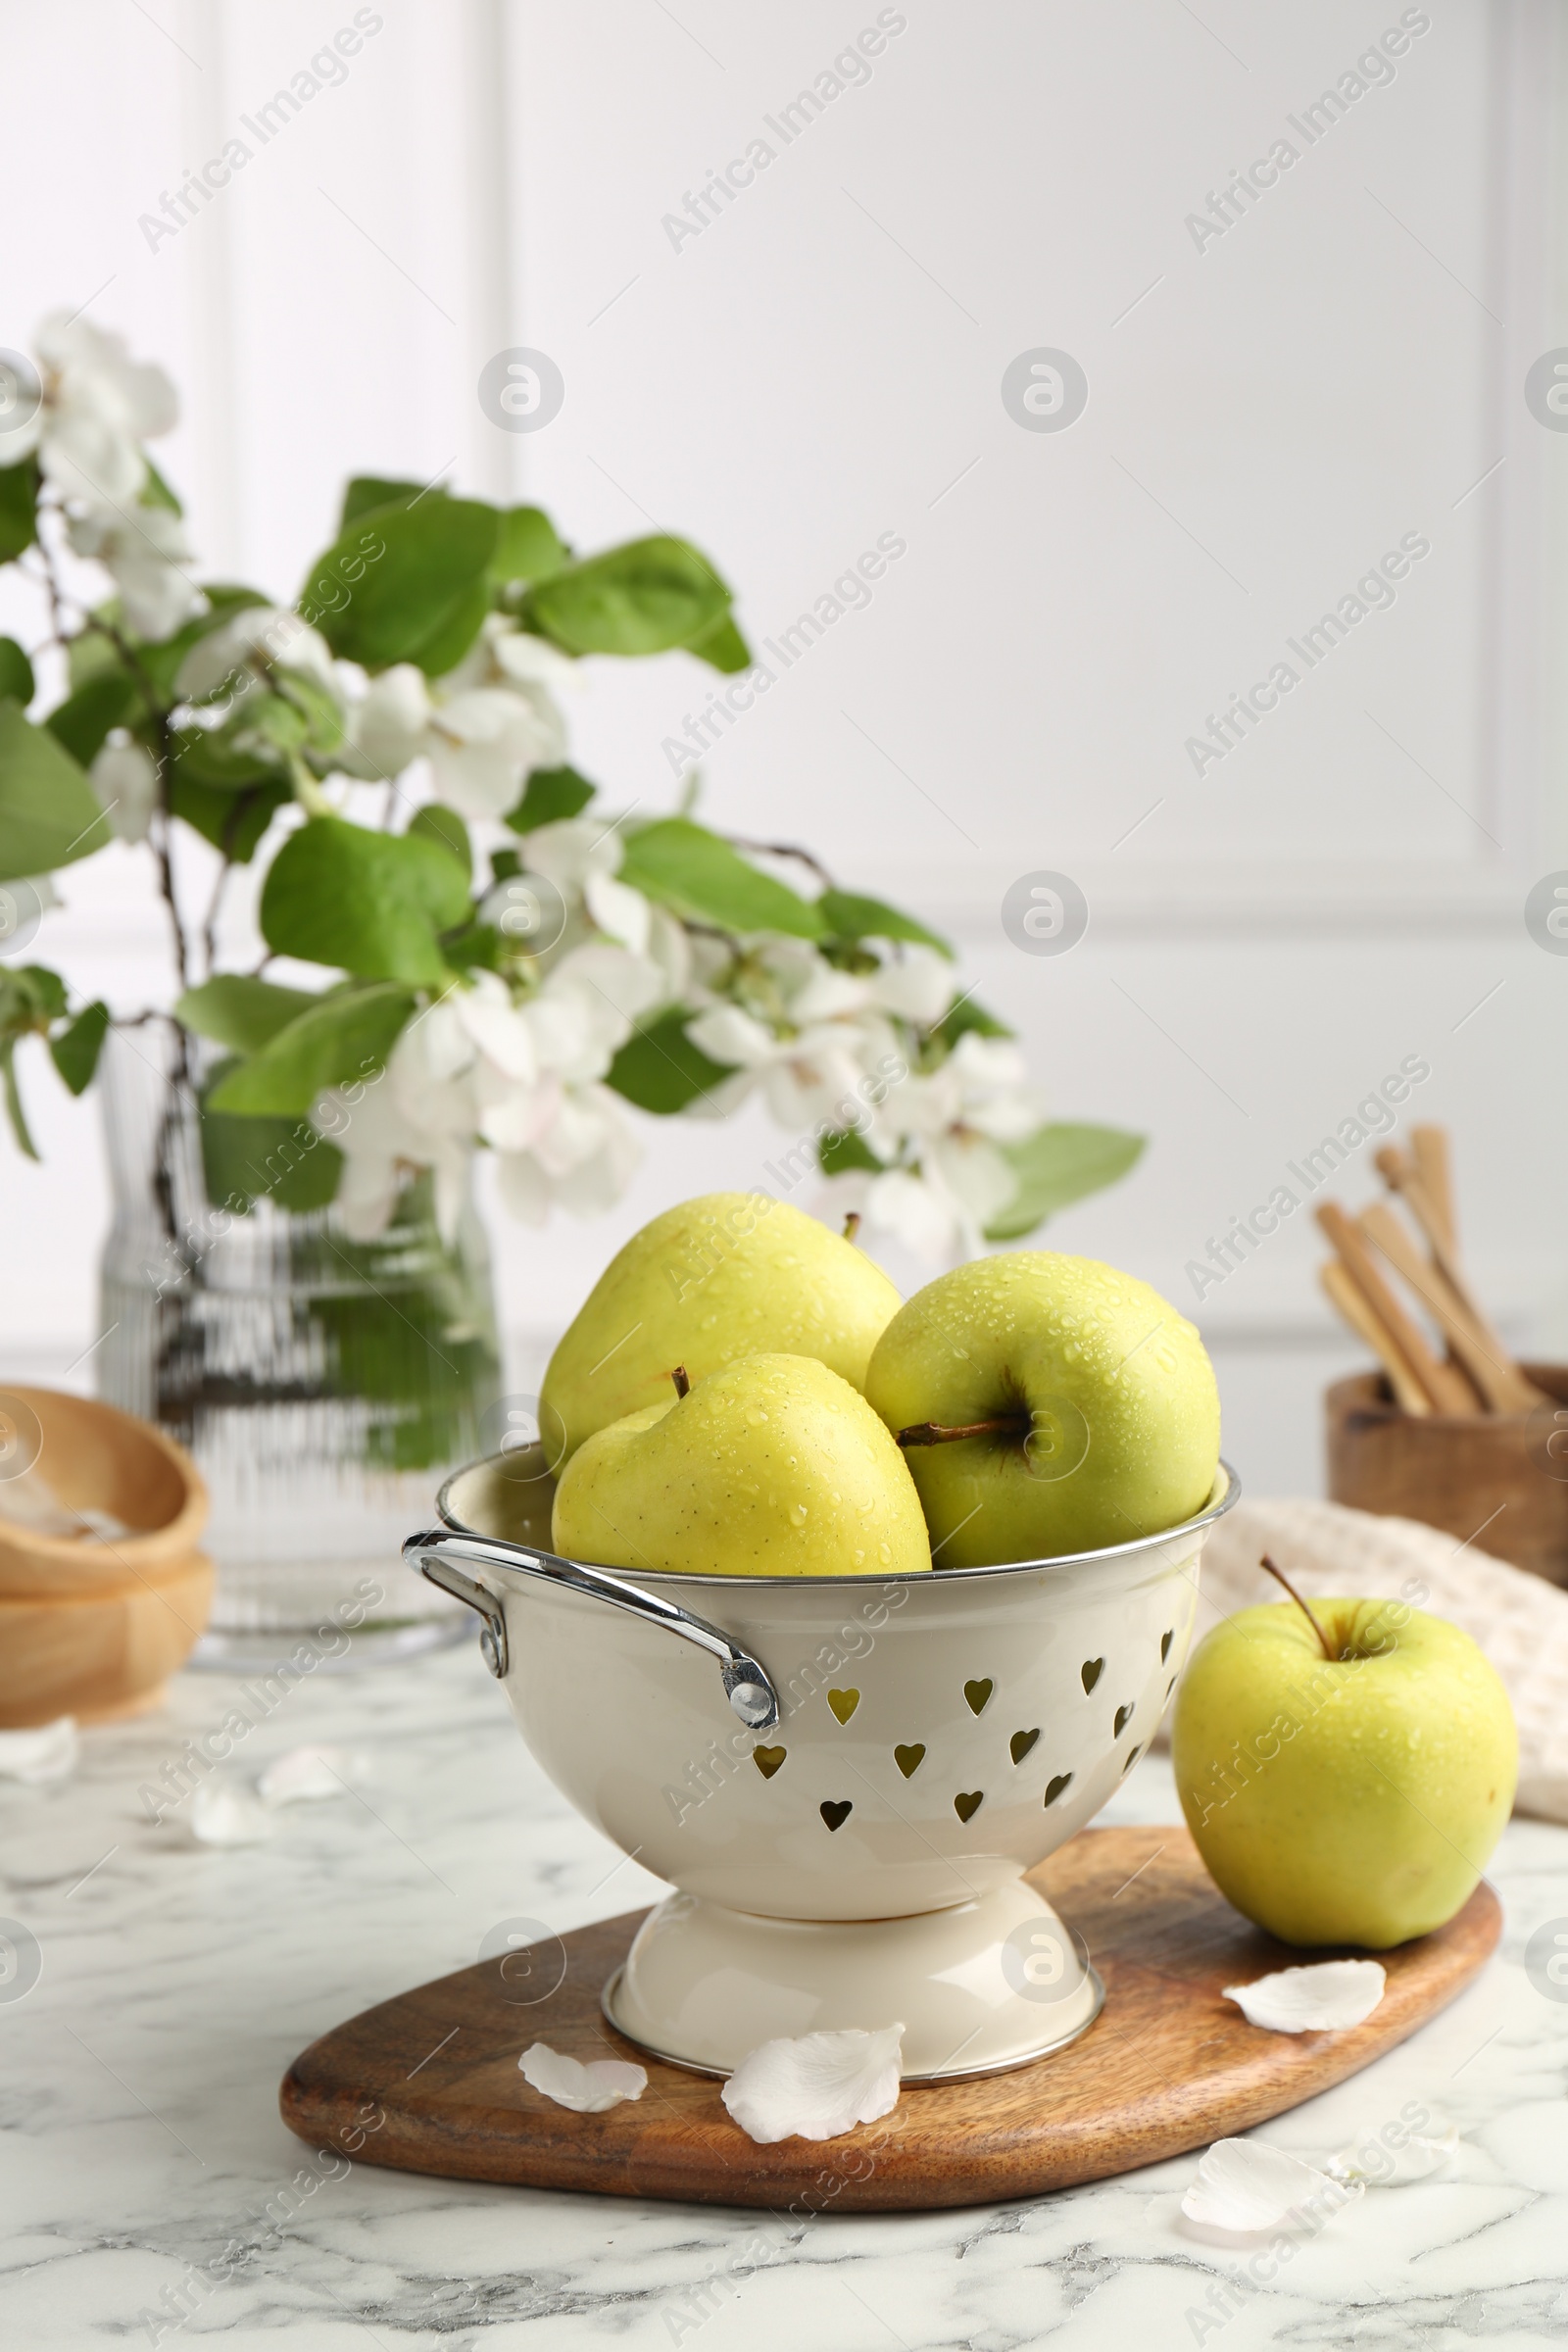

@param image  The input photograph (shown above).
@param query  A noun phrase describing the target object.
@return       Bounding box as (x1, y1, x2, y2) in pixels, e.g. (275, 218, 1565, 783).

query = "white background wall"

(4, 0, 1568, 1494)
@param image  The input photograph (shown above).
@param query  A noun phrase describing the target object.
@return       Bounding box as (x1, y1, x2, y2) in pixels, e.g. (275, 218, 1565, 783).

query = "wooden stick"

(1378, 1152, 1543, 1410)
(1357, 1203, 1537, 1412)
(1410, 1125, 1456, 1256)
(1313, 1202, 1477, 1414)
(1319, 1262, 1432, 1415)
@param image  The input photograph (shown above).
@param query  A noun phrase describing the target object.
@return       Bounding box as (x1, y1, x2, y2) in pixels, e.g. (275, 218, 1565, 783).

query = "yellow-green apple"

(552, 1352, 931, 1578)
(1173, 1596, 1516, 1947)
(862, 1251, 1219, 1566)
(540, 1193, 901, 1467)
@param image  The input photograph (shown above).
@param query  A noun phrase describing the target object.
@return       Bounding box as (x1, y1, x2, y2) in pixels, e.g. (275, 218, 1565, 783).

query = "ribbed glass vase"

(96, 1023, 500, 1664)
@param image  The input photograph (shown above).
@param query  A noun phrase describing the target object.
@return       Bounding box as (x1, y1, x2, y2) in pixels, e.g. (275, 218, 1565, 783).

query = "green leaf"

(0, 703, 112, 882)
(168, 723, 280, 791)
(523, 535, 732, 661)
(208, 981, 416, 1116)
(404, 576, 489, 678)
(0, 637, 34, 708)
(619, 817, 822, 939)
(684, 611, 753, 675)
(506, 763, 596, 834)
(168, 772, 290, 862)
(338, 476, 435, 530)
(197, 1073, 344, 1215)
(0, 458, 39, 563)
(260, 816, 471, 985)
(605, 1006, 738, 1113)
(49, 1001, 110, 1095)
(301, 497, 498, 672)
(983, 1123, 1146, 1243)
(932, 994, 1013, 1048)
(816, 1126, 883, 1177)
(817, 889, 954, 959)
(141, 459, 182, 514)
(175, 975, 319, 1055)
(46, 670, 139, 765)
(408, 804, 470, 877)
(489, 506, 566, 588)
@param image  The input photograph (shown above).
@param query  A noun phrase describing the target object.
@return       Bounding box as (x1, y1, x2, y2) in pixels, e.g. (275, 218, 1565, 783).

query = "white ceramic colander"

(407, 1450, 1238, 2079)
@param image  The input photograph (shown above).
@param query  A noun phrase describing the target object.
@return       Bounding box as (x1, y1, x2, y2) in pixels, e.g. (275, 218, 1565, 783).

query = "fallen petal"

(1223, 1959, 1386, 2033)
(190, 1781, 273, 1847)
(1325, 2114, 1459, 2186)
(518, 2042, 647, 2113)
(258, 1745, 362, 1806)
(721, 2024, 904, 2145)
(0, 1717, 79, 1785)
(1182, 2136, 1360, 2233)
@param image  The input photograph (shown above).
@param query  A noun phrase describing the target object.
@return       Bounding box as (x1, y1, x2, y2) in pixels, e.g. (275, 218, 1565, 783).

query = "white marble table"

(4, 1635, 1566, 2352)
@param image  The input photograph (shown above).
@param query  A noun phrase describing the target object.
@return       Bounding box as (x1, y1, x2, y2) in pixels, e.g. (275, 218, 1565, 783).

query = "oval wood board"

(280, 1827, 1498, 2212)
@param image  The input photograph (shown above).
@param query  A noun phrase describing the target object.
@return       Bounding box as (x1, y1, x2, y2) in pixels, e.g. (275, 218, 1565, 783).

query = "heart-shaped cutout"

(1113, 1702, 1134, 1737)
(894, 1742, 925, 1779)
(752, 1744, 786, 1780)
(820, 1799, 853, 1832)
(827, 1688, 860, 1725)
(954, 1790, 984, 1824)
(1044, 1772, 1073, 1807)
(1160, 1629, 1174, 1663)
(1122, 1743, 1143, 1774)
(1009, 1728, 1040, 1766)
(1081, 1658, 1104, 1694)
(963, 1678, 994, 1716)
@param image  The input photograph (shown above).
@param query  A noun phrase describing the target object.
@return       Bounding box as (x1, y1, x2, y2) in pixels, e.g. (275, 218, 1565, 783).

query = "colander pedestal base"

(603, 1876, 1103, 2080)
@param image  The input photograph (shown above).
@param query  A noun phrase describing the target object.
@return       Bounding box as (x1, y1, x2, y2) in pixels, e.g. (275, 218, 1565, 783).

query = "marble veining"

(3, 1640, 1567, 2350)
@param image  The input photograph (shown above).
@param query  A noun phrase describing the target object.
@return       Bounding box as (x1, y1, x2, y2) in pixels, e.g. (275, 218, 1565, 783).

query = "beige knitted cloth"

(1164, 1497, 1568, 1824)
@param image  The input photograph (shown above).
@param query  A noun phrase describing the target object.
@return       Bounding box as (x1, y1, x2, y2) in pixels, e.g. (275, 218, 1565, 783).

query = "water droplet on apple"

(788, 1502, 808, 1528)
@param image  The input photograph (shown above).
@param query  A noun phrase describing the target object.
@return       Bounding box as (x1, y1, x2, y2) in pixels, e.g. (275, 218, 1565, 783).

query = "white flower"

(0, 313, 176, 513)
(1182, 2137, 1357, 2234)
(865, 947, 956, 1027)
(426, 688, 560, 820)
(518, 2042, 646, 2113)
(67, 503, 199, 642)
(89, 734, 161, 844)
(721, 2025, 904, 2144)
(1222, 1960, 1386, 2033)
(316, 1061, 472, 1244)
(445, 613, 572, 740)
(176, 604, 336, 706)
(521, 818, 651, 955)
(350, 662, 430, 780)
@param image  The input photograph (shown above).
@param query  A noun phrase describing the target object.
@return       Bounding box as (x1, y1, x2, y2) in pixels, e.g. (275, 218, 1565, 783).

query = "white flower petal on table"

(518, 2042, 647, 2113)
(1325, 2115, 1458, 2186)
(720, 2025, 904, 2145)
(1223, 1960, 1387, 2033)
(191, 1781, 274, 1846)
(1182, 2136, 1359, 2233)
(257, 1745, 366, 1807)
(0, 1717, 79, 1785)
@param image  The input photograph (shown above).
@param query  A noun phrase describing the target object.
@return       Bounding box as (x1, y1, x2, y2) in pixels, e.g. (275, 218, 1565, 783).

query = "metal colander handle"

(403, 1528, 781, 1731)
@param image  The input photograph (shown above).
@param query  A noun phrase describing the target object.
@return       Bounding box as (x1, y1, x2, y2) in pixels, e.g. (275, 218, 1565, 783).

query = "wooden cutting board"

(280, 1827, 1499, 2212)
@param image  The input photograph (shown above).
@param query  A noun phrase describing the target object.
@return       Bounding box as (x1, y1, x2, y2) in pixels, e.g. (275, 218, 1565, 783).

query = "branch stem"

(897, 1413, 1033, 1448)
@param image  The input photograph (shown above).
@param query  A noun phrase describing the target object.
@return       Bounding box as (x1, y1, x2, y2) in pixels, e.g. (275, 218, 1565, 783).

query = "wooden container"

(1325, 1365, 1568, 1587)
(0, 1387, 212, 1726)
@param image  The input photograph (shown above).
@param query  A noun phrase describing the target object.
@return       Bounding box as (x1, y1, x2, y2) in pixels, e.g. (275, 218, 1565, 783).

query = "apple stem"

(670, 1364, 691, 1400)
(896, 1413, 1034, 1448)
(1259, 1552, 1336, 1661)
(842, 1211, 862, 1244)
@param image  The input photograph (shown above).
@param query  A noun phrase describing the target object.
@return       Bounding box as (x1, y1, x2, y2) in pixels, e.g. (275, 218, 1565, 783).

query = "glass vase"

(96, 1023, 501, 1666)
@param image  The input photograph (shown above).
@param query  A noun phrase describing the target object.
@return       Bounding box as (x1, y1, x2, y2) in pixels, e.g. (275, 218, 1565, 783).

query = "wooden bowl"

(1325, 1365, 1568, 1587)
(0, 1386, 212, 1725)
